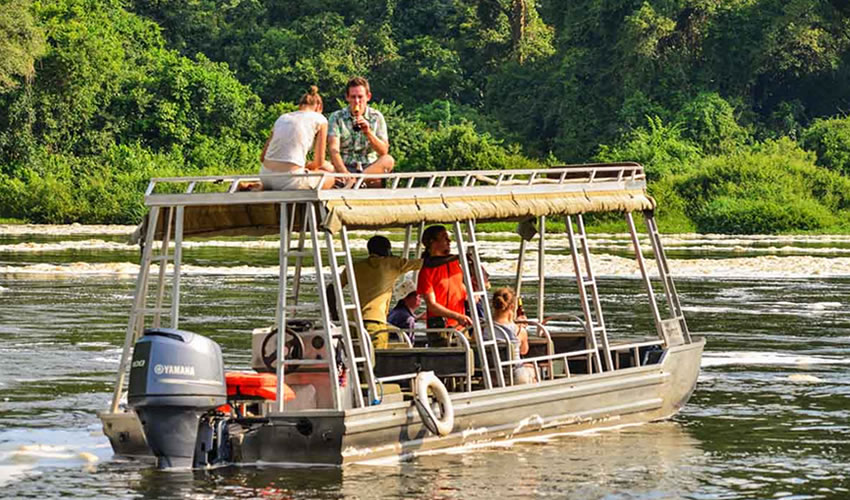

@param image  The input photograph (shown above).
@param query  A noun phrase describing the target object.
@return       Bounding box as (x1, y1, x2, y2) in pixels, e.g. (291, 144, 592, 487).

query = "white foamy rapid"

(0, 224, 136, 237)
(4, 226, 850, 278)
(702, 351, 850, 368)
(5, 254, 850, 278)
(5, 252, 850, 279)
(0, 239, 136, 253)
(0, 428, 111, 488)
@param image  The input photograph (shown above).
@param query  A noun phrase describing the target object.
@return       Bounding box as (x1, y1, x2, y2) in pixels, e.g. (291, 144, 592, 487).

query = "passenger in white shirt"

(259, 86, 336, 190)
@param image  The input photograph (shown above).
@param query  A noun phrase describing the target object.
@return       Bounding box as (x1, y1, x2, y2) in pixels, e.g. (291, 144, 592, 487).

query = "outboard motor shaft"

(128, 328, 226, 469)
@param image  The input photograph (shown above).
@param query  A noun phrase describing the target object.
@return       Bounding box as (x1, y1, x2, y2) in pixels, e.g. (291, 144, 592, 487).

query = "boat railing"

(393, 330, 414, 347)
(361, 324, 415, 347)
(522, 319, 554, 380)
(373, 329, 473, 393)
(541, 313, 587, 328)
(500, 347, 600, 381)
(142, 162, 646, 201)
(506, 319, 594, 380)
(607, 339, 665, 369)
(343, 321, 414, 348)
(510, 316, 665, 379)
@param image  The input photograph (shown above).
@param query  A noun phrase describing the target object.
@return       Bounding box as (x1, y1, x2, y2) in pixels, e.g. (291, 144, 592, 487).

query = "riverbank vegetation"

(2, 0, 850, 233)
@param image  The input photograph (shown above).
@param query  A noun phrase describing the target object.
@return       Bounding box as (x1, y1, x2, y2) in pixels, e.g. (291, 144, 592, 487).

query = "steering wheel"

(261, 327, 305, 373)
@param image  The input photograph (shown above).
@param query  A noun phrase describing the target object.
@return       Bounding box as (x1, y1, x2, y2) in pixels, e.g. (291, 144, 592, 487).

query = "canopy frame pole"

(537, 216, 546, 322)
(514, 238, 527, 306)
(402, 222, 425, 260)
(626, 212, 664, 340)
(454, 220, 505, 389)
(151, 207, 172, 329)
(170, 206, 184, 329)
(402, 224, 413, 260)
(644, 210, 691, 344)
(565, 215, 606, 373)
(274, 203, 290, 411)
(110, 207, 161, 413)
(291, 206, 307, 305)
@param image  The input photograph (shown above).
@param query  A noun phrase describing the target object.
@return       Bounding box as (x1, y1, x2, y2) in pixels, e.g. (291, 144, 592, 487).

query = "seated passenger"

(259, 85, 336, 190)
(489, 287, 529, 360)
(328, 77, 394, 188)
(416, 225, 472, 347)
(387, 279, 420, 331)
(340, 236, 422, 349)
(490, 286, 536, 384)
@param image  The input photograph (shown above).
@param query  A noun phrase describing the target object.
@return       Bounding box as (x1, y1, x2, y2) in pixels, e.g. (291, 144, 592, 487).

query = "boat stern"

(658, 336, 705, 418)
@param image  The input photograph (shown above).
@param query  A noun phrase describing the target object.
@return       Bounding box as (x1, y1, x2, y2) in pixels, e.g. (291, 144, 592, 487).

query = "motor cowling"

(128, 328, 226, 469)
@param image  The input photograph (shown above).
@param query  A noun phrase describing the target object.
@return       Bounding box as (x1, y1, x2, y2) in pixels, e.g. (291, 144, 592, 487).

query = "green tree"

(371, 36, 464, 108)
(0, 0, 46, 91)
(114, 49, 265, 152)
(801, 116, 850, 176)
(0, 0, 268, 223)
(241, 14, 369, 106)
(674, 92, 748, 155)
(0, 0, 163, 165)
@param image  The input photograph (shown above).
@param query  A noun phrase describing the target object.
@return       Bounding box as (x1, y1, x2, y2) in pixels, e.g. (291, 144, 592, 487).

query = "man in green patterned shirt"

(328, 77, 394, 186)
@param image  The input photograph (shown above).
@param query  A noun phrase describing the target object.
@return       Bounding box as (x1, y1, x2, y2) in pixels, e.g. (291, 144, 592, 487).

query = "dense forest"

(2, 0, 850, 233)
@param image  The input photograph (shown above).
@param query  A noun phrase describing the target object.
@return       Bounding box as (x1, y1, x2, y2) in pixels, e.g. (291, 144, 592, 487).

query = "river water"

(1, 226, 850, 499)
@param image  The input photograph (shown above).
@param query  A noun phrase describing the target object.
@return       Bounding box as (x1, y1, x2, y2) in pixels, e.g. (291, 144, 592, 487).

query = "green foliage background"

(2, 0, 850, 233)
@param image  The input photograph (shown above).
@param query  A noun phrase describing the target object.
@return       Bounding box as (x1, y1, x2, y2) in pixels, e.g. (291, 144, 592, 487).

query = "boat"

(97, 163, 704, 469)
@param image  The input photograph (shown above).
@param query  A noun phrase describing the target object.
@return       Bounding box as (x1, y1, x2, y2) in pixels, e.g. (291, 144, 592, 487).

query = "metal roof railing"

(142, 163, 646, 207)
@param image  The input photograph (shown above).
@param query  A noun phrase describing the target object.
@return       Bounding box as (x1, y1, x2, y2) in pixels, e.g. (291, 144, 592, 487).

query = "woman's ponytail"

(299, 85, 322, 107)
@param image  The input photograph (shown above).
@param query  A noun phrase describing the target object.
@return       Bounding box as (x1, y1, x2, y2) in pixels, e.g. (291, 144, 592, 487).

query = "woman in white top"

(259, 86, 336, 190)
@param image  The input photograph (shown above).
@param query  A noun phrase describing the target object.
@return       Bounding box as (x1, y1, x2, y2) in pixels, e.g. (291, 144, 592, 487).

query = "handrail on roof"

(144, 163, 646, 197)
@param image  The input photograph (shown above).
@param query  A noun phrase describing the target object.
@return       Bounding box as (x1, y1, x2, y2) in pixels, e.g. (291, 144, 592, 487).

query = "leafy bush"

(800, 116, 850, 176)
(646, 176, 697, 233)
(404, 122, 541, 173)
(595, 116, 701, 181)
(0, 144, 192, 224)
(672, 138, 850, 233)
(694, 196, 835, 233)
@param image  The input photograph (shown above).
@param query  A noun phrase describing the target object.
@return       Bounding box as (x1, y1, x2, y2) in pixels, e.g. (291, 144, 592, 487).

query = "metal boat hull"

(249, 338, 703, 464)
(102, 338, 703, 465)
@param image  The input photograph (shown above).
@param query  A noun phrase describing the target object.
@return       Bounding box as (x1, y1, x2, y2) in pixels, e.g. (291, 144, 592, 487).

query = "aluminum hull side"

(237, 338, 704, 465)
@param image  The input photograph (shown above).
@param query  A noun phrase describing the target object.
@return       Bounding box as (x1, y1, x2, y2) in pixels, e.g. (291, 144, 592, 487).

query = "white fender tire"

(414, 371, 454, 436)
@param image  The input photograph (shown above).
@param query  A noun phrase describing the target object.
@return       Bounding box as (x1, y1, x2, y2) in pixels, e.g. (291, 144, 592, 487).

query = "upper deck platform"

(142, 163, 654, 238)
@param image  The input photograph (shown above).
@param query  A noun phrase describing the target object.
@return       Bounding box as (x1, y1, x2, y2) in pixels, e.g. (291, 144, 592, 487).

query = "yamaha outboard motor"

(128, 328, 226, 469)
